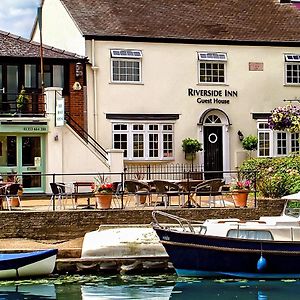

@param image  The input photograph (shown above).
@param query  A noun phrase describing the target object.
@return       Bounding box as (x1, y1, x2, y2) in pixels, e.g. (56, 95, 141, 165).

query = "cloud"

(0, 0, 40, 37)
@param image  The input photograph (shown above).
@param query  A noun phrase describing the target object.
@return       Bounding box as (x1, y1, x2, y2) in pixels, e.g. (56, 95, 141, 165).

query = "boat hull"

(154, 227, 300, 279)
(0, 249, 58, 279)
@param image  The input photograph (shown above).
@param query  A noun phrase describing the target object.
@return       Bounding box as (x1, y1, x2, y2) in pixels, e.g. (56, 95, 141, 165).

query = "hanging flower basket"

(268, 105, 300, 133)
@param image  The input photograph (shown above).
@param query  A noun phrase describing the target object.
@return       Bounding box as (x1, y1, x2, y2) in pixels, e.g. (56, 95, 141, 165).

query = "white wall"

(32, 0, 86, 56)
(86, 41, 300, 169)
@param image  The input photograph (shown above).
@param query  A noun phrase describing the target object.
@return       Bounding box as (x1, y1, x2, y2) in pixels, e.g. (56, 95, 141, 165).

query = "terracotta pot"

(232, 190, 249, 207)
(139, 195, 147, 204)
(11, 197, 20, 207)
(95, 194, 112, 209)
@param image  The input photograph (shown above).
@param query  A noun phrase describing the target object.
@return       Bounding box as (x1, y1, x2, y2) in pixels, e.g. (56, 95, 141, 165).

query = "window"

(227, 229, 273, 241)
(257, 121, 299, 157)
(112, 123, 174, 160)
(25, 64, 37, 88)
(285, 54, 300, 84)
(111, 49, 142, 83)
(198, 52, 227, 84)
(38, 64, 65, 89)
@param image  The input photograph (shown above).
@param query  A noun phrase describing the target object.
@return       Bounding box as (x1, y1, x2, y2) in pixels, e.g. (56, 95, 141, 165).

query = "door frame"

(198, 109, 231, 182)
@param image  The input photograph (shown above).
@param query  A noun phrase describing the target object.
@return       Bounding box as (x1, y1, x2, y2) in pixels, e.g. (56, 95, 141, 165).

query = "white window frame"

(257, 120, 300, 157)
(112, 122, 174, 161)
(110, 49, 142, 83)
(198, 51, 227, 84)
(284, 53, 300, 85)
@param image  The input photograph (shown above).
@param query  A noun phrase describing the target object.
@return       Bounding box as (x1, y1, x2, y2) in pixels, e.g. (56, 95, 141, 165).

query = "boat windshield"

(227, 229, 273, 240)
(284, 200, 300, 218)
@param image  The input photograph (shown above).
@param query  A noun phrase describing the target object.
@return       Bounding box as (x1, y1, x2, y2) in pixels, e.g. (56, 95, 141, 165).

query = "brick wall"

(67, 63, 86, 129)
(0, 199, 285, 240)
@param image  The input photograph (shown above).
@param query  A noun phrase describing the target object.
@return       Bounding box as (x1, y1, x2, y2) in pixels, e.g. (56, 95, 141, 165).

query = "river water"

(1, 274, 300, 299)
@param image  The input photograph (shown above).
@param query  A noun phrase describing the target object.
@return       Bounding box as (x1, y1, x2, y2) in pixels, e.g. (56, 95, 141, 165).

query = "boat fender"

(257, 255, 267, 272)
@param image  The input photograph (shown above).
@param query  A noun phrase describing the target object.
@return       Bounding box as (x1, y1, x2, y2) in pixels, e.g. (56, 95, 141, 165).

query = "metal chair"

(124, 180, 150, 207)
(194, 178, 225, 207)
(57, 182, 75, 209)
(5, 183, 22, 210)
(151, 180, 182, 207)
(49, 182, 66, 210)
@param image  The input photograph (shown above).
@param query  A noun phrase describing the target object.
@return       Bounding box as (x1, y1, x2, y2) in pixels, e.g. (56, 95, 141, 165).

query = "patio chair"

(5, 183, 22, 210)
(124, 180, 150, 207)
(49, 182, 66, 210)
(194, 178, 225, 207)
(57, 182, 76, 209)
(151, 180, 182, 207)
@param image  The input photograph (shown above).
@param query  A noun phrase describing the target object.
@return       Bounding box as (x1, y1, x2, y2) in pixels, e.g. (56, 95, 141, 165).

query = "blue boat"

(0, 249, 58, 279)
(152, 200, 300, 279)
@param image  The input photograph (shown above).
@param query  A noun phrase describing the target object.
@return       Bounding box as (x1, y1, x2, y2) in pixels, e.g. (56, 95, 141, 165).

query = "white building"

(32, 0, 300, 178)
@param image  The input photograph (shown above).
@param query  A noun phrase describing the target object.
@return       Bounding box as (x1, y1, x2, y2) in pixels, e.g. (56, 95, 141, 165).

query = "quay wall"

(0, 199, 285, 240)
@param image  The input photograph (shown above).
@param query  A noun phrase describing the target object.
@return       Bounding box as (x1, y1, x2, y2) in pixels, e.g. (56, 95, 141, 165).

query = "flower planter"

(232, 190, 249, 207)
(95, 194, 112, 209)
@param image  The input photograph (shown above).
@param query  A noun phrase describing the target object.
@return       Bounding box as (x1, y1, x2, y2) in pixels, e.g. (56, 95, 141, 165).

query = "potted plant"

(91, 176, 114, 209)
(16, 86, 29, 113)
(230, 178, 251, 207)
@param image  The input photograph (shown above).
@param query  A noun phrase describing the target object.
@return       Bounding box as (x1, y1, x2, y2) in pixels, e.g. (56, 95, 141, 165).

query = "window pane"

(258, 132, 270, 157)
(25, 64, 37, 88)
(22, 137, 41, 166)
(291, 133, 300, 153)
(133, 134, 144, 157)
(276, 132, 287, 155)
(286, 63, 300, 84)
(112, 59, 141, 82)
(0, 136, 16, 166)
(53, 65, 64, 88)
(113, 133, 127, 158)
(199, 62, 225, 83)
(7, 65, 18, 101)
(149, 133, 159, 157)
(163, 133, 173, 157)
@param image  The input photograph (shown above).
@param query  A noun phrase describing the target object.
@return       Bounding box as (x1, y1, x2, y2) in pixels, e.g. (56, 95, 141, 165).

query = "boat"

(0, 249, 58, 279)
(81, 225, 168, 272)
(152, 199, 300, 279)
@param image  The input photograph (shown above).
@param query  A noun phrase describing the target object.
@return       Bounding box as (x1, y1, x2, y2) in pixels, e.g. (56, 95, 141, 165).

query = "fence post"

(52, 173, 56, 211)
(121, 172, 124, 209)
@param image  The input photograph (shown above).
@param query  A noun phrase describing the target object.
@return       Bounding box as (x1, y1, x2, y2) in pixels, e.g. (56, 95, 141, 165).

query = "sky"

(0, 0, 40, 38)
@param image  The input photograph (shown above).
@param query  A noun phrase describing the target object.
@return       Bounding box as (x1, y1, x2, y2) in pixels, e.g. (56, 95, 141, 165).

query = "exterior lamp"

(237, 130, 244, 141)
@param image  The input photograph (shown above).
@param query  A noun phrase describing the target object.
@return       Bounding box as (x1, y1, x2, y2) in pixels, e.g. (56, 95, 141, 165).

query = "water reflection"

(169, 279, 300, 300)
(0, 284, 56, 299)
(1, 275, 300, 299)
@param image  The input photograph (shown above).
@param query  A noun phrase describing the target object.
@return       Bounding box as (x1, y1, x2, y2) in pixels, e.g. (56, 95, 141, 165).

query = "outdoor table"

(73, 181, 94, 208)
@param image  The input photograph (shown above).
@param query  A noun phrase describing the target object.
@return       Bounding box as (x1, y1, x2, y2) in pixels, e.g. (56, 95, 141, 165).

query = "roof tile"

(60, 0, 300, 42)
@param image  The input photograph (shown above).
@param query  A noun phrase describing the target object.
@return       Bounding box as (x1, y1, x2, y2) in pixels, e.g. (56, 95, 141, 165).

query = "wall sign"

(187, 88, 238, 104)
(249, 62, 264, 71)
(55, 95, 65, 127)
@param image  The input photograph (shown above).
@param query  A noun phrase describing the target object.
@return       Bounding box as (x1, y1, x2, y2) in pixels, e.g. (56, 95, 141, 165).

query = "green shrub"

(182, 138, 202, 154)
(242, 135, 258, 151)
(239, 156, 300, 198)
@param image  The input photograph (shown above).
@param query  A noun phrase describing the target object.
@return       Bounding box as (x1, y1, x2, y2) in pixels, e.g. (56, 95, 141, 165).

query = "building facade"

(0, 31, 115, 193)
(32, 0, 300, 179)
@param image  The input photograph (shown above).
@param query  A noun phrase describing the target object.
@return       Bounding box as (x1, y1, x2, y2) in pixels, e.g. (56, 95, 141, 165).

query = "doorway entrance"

(0, 134, 45, 192)
(199, 110, 230, 180)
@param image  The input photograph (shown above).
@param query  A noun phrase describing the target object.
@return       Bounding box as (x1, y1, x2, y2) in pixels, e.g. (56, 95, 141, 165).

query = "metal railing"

(0, 92, 45, 116)
(65, 112, 108, 162)
(0, 170, 258, 211)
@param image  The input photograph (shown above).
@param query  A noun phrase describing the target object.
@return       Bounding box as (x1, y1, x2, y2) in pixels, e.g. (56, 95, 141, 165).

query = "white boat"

(152, 199, 300, 278)
(81, 225, 168, 271)
(0, 249, 58, 279)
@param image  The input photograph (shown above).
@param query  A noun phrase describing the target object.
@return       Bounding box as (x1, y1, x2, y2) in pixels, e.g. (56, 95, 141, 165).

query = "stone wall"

(0, 199, 285, 240)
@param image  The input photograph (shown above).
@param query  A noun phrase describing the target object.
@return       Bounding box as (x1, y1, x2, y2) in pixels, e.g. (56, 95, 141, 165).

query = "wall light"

(54, 134, 59, 141)
(237, 130, 244, 141)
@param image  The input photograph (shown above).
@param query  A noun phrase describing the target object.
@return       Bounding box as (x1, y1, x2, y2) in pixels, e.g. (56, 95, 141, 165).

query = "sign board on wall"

(55, 95, 65, 127)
